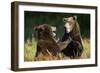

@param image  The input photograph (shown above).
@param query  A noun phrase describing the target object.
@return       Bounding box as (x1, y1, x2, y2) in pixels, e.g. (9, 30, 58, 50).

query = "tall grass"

(82, 38, 90, 59)
(24, 38, 90, 61)
(24, 38, 37, 61)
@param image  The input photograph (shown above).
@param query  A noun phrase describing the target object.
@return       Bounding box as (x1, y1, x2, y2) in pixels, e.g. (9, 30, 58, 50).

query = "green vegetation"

(24, 11, 90, 40)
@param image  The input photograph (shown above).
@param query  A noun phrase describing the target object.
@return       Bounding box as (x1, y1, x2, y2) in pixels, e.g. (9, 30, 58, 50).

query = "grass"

(24, 38, 37, 61)
(82, 38, 90, 59)
(24, 37, 90, 61)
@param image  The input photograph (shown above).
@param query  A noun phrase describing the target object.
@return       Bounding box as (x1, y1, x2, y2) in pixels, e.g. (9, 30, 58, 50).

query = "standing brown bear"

(61, 16, 84, 59)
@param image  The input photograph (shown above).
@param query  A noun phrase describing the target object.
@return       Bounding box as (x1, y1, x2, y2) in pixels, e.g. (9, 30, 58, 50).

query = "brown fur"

(34, 24, 60, 59)
(61, 16, 84, 58)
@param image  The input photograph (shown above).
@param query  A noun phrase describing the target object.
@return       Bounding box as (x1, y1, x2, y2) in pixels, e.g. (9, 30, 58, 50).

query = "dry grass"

(82, 38, 90, 59)
(24, 38, 37, 61)
(24, 38, 90, 61)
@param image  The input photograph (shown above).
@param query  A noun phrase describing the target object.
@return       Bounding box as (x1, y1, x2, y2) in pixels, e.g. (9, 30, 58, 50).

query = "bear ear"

(73, 15, 77, 20)
(63, 18, 67, 22)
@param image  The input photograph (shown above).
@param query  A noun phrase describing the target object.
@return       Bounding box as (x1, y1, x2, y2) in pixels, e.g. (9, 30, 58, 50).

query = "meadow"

(24, 37, 90, 61)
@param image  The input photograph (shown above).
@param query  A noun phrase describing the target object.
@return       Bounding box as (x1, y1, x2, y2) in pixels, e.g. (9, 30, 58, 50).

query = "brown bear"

(34, 24, 72, 60)
(34, 24, 60, 58)
(61, 16, 84, 59)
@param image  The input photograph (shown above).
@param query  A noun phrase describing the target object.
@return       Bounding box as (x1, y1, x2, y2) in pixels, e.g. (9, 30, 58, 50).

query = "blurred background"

(24, 11, 90, 61)
(24, 11, 90, 40)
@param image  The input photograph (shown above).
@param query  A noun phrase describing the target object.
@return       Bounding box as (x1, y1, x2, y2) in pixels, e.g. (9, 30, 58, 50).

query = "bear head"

(34, 24, 53, 40)
(63, 16, 80, 35)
